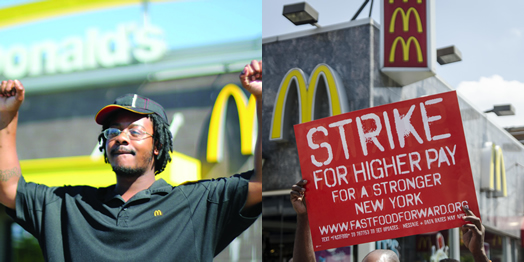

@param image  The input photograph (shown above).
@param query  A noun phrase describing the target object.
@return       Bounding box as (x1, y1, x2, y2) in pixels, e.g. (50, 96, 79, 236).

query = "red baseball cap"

(95, 94, 169, 125)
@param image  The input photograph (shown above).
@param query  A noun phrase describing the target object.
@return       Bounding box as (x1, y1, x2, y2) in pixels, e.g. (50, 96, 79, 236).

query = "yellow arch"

(207, 84, 257, 163)
(0, 0, 174, 29)
(270, 64, 346, 141)
(270, 69, 309, 140)
(389, 36, 423, 63)
(389, 7, 423, 33)
(308, 64, 344, 118)
(494, 145, 507, 197)
(417, 236, 431, 249)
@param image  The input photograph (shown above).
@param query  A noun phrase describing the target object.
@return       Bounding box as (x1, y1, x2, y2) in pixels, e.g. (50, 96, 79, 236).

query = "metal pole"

(351, 0, 370, 21)
(279, 198, 283, 262)
(368, 0, 374, 17)
(449, 228, 460, 260)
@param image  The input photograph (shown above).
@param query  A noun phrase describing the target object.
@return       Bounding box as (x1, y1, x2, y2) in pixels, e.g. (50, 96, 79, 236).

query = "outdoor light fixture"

(484, 104, 515, 116)
(436, 45, 462, 65)
(282, 2, 319, 27)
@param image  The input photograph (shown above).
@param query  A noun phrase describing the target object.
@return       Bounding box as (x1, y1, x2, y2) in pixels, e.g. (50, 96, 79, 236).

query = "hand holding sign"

(291, 180, 308, 216)
(290, 180, 317, 262)
(293, 91, 480, 251)
(461, 206, 489, 262)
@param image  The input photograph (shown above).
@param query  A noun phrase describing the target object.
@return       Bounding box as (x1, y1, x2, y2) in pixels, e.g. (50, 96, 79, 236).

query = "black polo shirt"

(6, 171, 259, 261)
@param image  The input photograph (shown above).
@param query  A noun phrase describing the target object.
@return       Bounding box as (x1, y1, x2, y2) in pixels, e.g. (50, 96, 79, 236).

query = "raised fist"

(290, 180, 308, 216)
(239, 60, 262, 98)
(0, 80, 25, 113)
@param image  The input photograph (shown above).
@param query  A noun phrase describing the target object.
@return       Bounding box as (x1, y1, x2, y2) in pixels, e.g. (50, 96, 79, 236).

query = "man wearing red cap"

(0, 60, 262, 261)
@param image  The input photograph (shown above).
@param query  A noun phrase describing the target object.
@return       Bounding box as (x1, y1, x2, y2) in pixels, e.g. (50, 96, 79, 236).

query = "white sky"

(263, 0, 524, 128)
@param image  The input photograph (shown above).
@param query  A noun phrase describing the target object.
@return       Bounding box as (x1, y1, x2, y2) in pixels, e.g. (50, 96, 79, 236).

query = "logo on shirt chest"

(154, 210, 163, 216)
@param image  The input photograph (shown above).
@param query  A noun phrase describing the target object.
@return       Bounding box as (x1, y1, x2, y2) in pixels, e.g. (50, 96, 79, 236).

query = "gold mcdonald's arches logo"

(270, 64, 348, 141)
(389, 36, 423, 63)
(480, 142, 507, 197)
(389, 0, 422, 3)
(154, 210, 163, 216)
(207, 84, 257, 163)
(389, 7, 423, 33)
(417, 236, 431, 249)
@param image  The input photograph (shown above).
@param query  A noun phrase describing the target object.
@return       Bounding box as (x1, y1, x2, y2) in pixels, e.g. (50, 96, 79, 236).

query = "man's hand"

(0, 80, 25, 114)
(291, 180, 315, 262)
(290, 180, 308, 216)
(461, 206, 489, 262)
(239, 60, 262, 98)
(0, 80, 25, 209)
(240, 60, 262, 216)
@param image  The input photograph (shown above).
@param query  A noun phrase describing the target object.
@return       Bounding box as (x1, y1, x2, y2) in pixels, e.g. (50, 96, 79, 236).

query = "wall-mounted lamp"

(484, 104, 515, 116)
(436, 45, 462, 65)
(282, 2, 320, 28)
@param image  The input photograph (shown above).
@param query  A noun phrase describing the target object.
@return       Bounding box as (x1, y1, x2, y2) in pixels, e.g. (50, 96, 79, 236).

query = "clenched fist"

(0, 80, 25, 113)
(239, 60, 262, 99)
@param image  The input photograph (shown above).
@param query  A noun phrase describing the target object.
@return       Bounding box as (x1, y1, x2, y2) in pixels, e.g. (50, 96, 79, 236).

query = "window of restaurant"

(262, 194, 296, 262)
(391, 229, 450, 262)
(458, 228, 523, 262)
(315, 246, 354, 262)
(460, 230, 503, 262)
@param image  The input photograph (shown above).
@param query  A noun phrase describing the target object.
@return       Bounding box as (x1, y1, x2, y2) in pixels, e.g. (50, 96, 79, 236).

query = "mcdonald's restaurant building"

(261, 13, 524, 262)
(0, 2, 262, 261)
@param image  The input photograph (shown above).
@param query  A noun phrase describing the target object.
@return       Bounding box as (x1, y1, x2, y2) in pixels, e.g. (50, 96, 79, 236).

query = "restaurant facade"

(261, 12, 524, 262)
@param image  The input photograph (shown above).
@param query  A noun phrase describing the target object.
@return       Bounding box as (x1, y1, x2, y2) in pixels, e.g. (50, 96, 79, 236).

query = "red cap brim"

(95, 105, 154, 125)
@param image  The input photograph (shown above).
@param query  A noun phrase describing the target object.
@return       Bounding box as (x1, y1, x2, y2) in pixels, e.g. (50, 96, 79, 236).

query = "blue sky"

(0, 0, 40, 8)
(0, 0, 262, 50)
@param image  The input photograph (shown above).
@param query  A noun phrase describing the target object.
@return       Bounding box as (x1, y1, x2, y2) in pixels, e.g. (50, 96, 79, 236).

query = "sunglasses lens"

(104, 128, 120, 139)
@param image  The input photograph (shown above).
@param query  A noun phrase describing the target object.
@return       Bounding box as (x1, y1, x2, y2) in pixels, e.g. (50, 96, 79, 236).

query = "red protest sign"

(293, 91, 479, 251)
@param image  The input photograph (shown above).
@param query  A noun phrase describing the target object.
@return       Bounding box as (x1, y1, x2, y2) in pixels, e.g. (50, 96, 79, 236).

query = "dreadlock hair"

(98, 113, 173, 175)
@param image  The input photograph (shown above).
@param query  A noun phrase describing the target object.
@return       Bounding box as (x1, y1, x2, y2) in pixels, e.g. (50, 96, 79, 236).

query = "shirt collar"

(99, 178, 172, 203)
